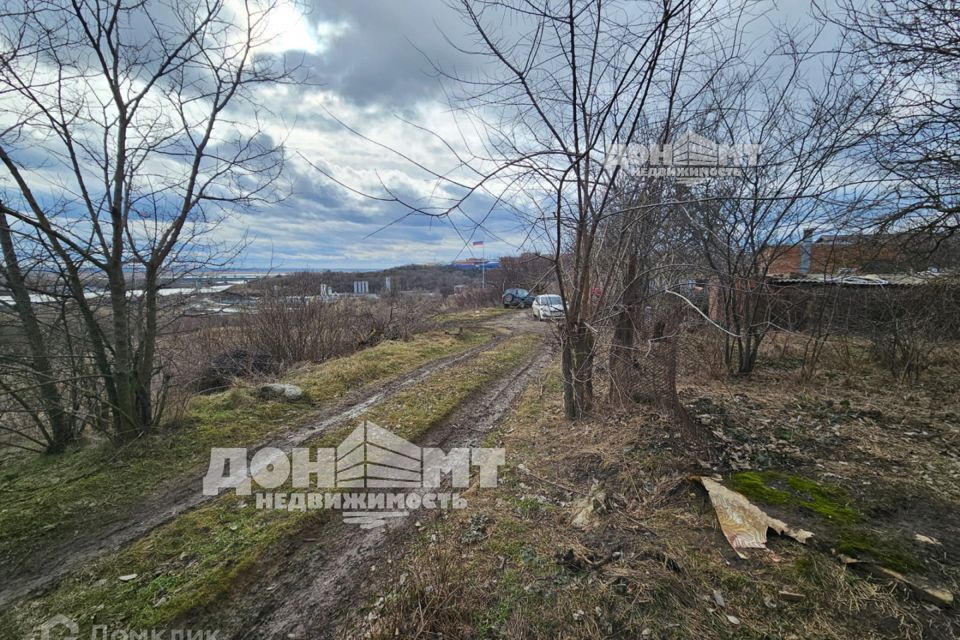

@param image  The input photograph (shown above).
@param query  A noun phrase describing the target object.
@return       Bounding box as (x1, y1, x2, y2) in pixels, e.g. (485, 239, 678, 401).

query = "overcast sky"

(3, 0, 838, 271)
(224, 0, 511, 270)
(229, 0, 844, 270)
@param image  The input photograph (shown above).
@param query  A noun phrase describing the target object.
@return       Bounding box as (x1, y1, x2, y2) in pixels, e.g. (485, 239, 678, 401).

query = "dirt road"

(185, 328, 554, 639)
(0, 310, 550, 621)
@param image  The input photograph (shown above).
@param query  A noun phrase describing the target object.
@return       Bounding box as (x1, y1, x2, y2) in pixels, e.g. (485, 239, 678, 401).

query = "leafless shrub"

(381, 296, 435, 339)
(160, 295, 438, 410)
(680, 323, 727, 382)
(240, 295, 356, 366)
(863, 282, 960, 383)
(795, 288, 843, 381)
(442, 287, 499, 311)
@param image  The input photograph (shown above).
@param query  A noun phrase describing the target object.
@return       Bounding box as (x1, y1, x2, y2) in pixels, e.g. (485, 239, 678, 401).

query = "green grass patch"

(729, 471, 862, 525)
(363, 333, 541, 441)
(730, 471, 923, 575)
(481, 361, 561, 453)
(0, 329, 489, 566)
(0, 333, 541, 639)
(2, 503, 320, 635)
(729, 471, 793, 506)
(836, 530, 924, 574)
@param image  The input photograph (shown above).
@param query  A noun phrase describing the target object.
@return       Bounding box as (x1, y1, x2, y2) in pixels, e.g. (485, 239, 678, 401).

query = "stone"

(257, 383, 304, 401)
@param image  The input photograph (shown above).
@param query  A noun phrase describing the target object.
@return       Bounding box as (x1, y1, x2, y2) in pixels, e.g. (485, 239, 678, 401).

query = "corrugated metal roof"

(767, 272, 946, 286)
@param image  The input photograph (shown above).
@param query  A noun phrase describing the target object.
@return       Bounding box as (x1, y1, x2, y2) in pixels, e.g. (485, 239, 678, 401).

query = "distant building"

(451, 258, 499, 270)
(707, 230, 952, 324)
(763, 230, 909, 277)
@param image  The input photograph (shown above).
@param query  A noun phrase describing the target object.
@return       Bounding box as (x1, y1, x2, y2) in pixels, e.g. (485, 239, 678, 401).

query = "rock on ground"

(257, 383, 304, 401)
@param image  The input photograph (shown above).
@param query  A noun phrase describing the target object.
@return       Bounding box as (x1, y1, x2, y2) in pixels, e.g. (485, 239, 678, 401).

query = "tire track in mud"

(188, 336, 555, 640)
(0, 319, 528, 609)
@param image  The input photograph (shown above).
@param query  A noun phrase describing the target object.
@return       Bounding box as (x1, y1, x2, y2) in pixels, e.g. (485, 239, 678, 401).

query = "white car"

(532, 294, 564, 321)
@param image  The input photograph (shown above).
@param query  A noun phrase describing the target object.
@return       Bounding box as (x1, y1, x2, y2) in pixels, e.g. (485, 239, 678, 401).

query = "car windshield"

(540, 295, 562, 305)
(509, 288, 529, 296)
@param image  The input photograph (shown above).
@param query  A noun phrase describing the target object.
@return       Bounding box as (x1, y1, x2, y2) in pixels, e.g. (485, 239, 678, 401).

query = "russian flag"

(472, 240, 484, 246)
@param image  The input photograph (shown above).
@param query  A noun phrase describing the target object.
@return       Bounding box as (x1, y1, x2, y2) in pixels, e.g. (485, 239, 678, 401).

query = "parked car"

(532, 294, 564, 321)
(502, 288, 534, 308)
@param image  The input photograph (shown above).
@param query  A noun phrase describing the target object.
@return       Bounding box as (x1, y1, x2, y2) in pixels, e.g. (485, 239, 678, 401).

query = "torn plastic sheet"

(698, 477, 814, 558)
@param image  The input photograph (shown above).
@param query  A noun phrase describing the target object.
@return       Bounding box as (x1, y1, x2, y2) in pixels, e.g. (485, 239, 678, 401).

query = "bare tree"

(313, 0, 745, 418)
(830, 0, 960, 237)
(0, 0, 294, 449)
(452, 0, 739, 418)
(682, 31, 882, 374)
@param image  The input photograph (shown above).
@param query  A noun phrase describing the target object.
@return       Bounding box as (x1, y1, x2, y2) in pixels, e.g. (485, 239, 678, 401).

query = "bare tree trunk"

(0, 206, 72, 452)
(576, 321, 595, 415)
(0, 0, 290, 445)
(561, 334, 575, 419)
(561, 318, 595, 420)
(609, 252, 644, 404)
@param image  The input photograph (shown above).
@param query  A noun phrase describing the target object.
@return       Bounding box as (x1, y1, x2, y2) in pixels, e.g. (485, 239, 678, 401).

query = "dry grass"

(348, 330, 960, 639)
(0, 333, 541, 640)
(0, 328, 491, 573)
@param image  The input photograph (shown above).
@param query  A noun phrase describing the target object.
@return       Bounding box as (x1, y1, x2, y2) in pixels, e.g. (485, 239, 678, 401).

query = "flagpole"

(481, 243, 485, 289)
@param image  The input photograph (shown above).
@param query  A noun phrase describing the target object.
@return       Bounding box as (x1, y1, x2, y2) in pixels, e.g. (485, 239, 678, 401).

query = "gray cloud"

(6, 0, 843, 270)
(299, 0, 483, 108)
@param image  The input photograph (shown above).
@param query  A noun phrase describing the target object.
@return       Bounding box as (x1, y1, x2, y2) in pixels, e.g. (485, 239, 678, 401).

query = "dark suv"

(502, 288, 534, 308)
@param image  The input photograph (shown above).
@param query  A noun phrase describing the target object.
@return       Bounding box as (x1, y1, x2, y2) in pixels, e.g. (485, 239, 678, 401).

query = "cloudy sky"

(3, 0, 838, 271)
(220, 0, 834, 269)
(228, 0, 530, 270)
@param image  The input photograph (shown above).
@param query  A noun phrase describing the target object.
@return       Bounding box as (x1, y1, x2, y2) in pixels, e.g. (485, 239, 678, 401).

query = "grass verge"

(0, 329, 490, 565)
(0, 333, 542, 639)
